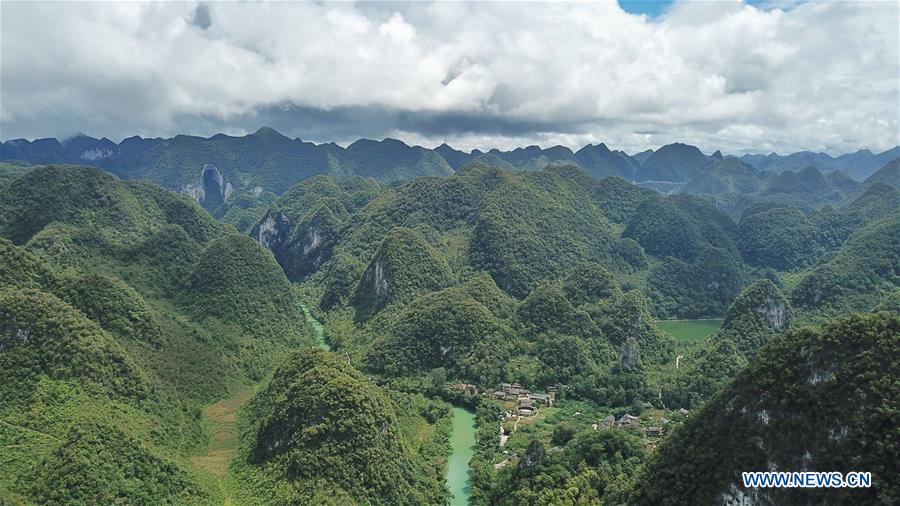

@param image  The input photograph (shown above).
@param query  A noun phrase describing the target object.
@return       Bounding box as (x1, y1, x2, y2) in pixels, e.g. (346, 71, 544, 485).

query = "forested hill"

(233, 349, 449, 505)
(239, 160, 896, 400)
(739, 146, 900, 180)
(253, 160, 897, 323)
(0, 128, 454, 205)
(631, 312, 899, 505)
(240, 159, 897, 505)
(3, 130, 895, 212)
(0, 164, 313, 504)
(0, 158, 896, 505)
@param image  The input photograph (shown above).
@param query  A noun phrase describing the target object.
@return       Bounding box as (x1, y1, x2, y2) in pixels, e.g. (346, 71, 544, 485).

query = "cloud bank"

(1, 1, 897, 154)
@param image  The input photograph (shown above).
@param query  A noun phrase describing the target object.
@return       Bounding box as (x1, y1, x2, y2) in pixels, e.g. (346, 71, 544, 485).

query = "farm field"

(657, 319, 723, 344)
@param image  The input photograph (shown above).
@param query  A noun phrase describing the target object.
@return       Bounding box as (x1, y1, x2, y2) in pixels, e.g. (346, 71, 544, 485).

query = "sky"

(1, 0, 898, 155)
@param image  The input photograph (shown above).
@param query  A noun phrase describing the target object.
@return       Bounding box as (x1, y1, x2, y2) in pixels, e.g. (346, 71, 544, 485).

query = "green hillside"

(791, 212, 899, 322)
(0, 288, 149, 405)
(368, 288, 512, 382)
(682, 158, 763, 195)
(212, 187, 277, 233)
(186, 234, 305, 342)
(1, 130, 453, 210)
(761, 166, 847, 206)
(858, 158, 898, 193)
(18, 421, 207, 506)
(234, 349, 449, 505)
(1, 156, 896, 506)
(0, 165, 314, 503)
(250, 175, 383, 281)
(738, 204, 821, 270)
(632, 312, 899, 505)
(639, 143, 710, 182)
(714, 279, 790, 358)
(352, 227, 452, 317)
(663, 280, 790, 408)
(249, 164, 690, 393)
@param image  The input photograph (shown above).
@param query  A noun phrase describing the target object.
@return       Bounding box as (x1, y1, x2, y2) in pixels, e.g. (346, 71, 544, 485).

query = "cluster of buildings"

(594, 408, 687, 438)
(493, 383, 555, 417)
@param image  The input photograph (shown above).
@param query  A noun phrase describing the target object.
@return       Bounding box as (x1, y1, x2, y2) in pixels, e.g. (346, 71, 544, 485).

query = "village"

(480, 382, 691, 470)
(492, 382, 556, 417)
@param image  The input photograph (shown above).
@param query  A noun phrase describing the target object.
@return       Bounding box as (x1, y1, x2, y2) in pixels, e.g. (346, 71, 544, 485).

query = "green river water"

(447, 406, 476, 505)
(300, 302, 476, 503)
(299, 302, 330, 351)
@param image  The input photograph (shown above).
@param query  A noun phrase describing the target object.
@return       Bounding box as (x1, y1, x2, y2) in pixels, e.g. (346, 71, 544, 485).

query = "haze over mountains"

(2, 129, 897, 210)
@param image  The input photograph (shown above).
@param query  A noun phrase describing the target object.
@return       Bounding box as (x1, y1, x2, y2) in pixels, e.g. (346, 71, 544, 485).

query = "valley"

(0, 152, 896, 505)
(1, 2, 897, 504)
(656, 318, 723, 357)
(300, 302, 331, 352)
(191, 387, 253, 505)
(300, 300, 478, 506)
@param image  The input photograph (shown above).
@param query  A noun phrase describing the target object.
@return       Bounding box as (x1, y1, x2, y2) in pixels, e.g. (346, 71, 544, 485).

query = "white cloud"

(0, 0, 897, 155)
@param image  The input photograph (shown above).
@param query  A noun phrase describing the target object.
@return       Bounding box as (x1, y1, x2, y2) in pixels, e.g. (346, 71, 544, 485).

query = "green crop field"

(656, 319, 723, 344)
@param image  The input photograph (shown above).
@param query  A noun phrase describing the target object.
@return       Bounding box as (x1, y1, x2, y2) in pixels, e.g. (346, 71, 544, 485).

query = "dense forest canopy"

(0, 150, 896, 505)
(0, 165, 313, 503)
(632, 312, 899, 505)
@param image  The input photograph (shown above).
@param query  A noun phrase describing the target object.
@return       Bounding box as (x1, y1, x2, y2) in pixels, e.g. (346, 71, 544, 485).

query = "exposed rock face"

(619, 335, 643, 370)
(596, 289, 675, 365)
(301, 225, 324, 256)
(180, 164, 229, 209)
(371, 260, 389, 298)
(256, 211, 290, 250)
(357, 259, 392, 308)
(285, 220, 331, 279)
(180, 181, 205, 202)
(80, 148, 114, 160)
(202, 164, 225, 195)
(519, 440, 546, 469)
(755, 295, 788, 331)
(254, 207, 337, 282)
(251, 205, 341, 282)
(200, 164, 227, 209)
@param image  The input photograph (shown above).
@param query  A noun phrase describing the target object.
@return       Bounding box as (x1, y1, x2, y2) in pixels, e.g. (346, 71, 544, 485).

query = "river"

(300, 301, 475, 504)
(299, 302, 331, 351)
(447, 406, 476, 505)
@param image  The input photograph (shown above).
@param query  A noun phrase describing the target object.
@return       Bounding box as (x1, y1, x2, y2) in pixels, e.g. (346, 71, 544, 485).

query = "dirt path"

(190, 386, 254, 504)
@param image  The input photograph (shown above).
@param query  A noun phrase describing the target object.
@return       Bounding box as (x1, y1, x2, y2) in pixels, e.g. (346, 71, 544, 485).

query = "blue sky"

(618, 1, 801, 18)
(618, 0, 675, 17)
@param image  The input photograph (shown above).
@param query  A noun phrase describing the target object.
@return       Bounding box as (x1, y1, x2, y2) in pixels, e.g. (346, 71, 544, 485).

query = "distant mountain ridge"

(2, 128, 896, 209)
(738, 146, 900, 180)
(1, 128, 453, 209)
